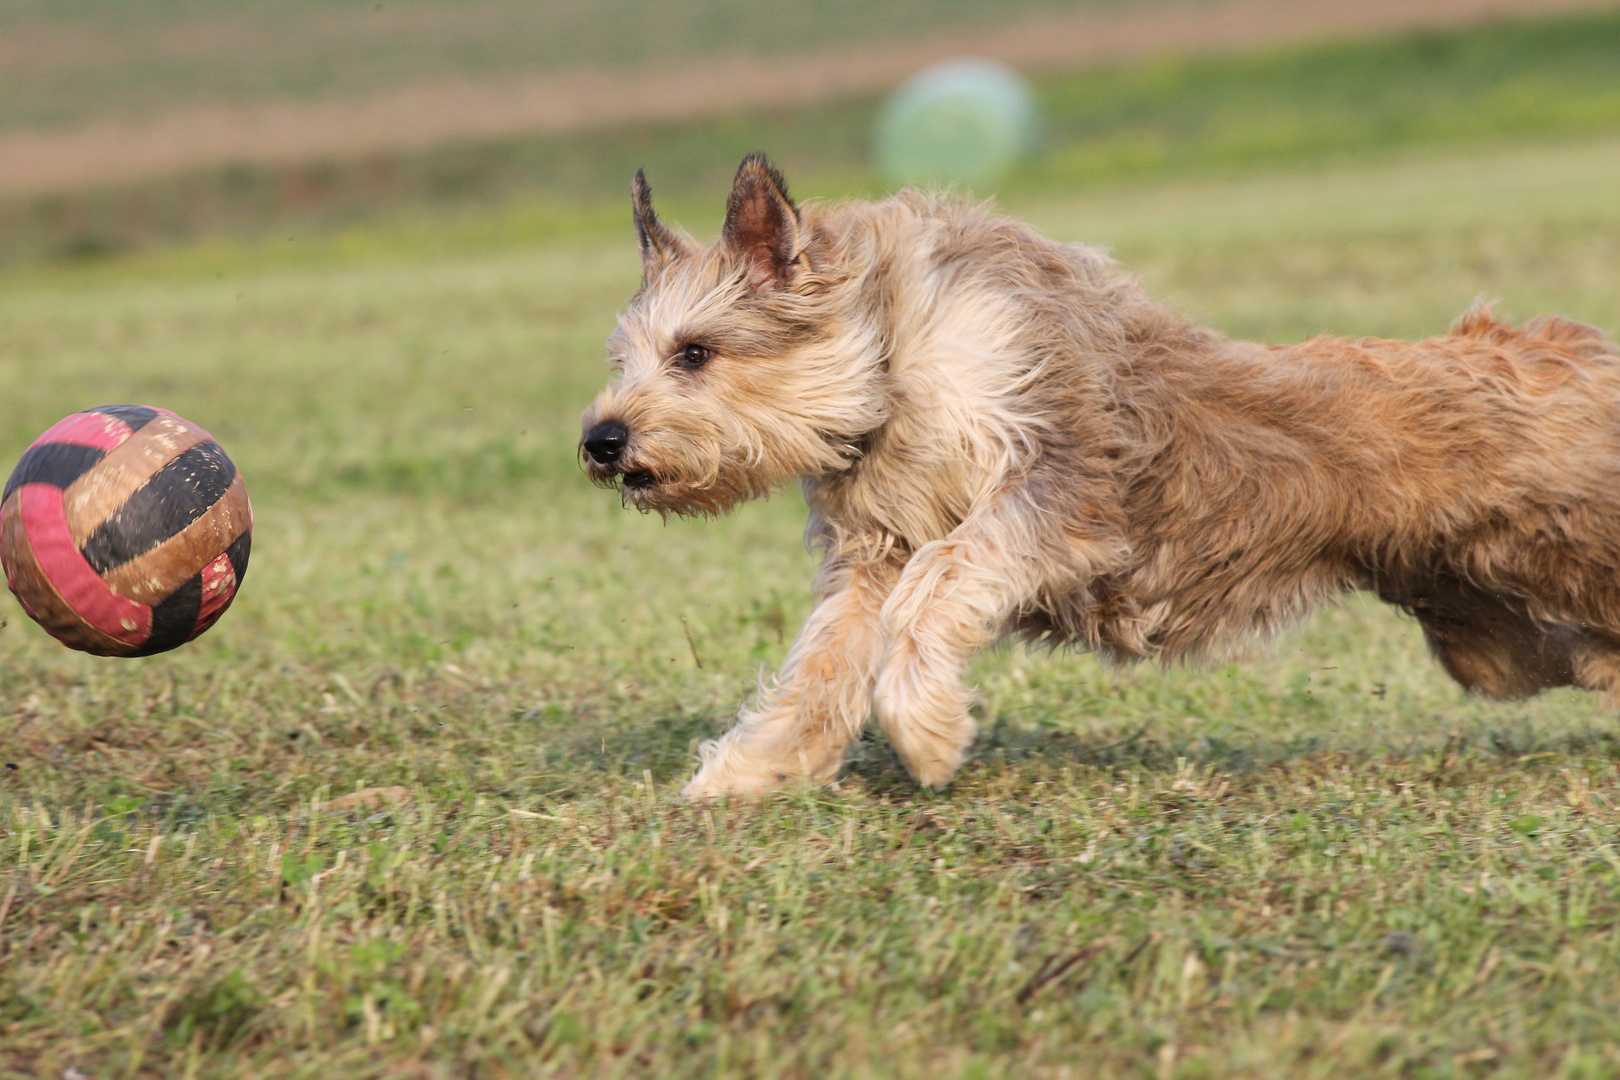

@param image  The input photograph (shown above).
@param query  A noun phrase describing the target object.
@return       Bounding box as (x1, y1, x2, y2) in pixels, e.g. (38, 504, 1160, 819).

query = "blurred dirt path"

(0, 0, 1609, 198)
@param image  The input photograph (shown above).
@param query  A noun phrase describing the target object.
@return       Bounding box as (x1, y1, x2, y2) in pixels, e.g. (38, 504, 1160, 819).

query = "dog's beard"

(585, 459, 657, 500)
(619, 468, 657, 493)
(586, 455, 725, 516)
(614, 465, 669, 511)
(591, 451, 771, 518)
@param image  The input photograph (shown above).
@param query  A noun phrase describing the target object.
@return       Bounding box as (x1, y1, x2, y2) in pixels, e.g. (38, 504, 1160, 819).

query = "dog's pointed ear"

(633, 169, 691, 278)
(721, 153, 803, 292)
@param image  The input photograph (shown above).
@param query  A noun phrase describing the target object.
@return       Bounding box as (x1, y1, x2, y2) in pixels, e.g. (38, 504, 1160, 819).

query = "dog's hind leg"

(1572, 636, 1620, 709)
(683, 550, 901, 799)
(1386, 581, 1578, 699)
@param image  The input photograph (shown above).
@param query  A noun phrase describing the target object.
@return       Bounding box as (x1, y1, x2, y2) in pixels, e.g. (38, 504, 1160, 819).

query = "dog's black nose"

(584, 420, 630, 465)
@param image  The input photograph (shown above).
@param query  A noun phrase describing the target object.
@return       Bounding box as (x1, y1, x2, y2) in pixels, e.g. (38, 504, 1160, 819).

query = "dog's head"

(580, 154, 887, 516)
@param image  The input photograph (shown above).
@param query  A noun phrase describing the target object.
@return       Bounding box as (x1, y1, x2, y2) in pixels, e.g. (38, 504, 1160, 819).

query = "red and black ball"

(1, 405, 252, 657)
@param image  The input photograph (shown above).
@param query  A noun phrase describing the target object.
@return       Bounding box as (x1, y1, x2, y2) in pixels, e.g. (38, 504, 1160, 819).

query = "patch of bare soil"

(0, 0, 1608, 198)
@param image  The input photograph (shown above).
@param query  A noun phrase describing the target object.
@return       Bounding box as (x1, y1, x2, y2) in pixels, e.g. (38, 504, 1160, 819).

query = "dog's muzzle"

(583, 419, 659, 494)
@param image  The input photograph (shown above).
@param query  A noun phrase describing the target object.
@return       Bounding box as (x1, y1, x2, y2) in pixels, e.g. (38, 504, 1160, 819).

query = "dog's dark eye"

(676, 343, 712, 369)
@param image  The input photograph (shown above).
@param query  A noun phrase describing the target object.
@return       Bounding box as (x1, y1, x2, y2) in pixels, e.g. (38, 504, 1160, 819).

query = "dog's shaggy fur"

(581, 153, 1620, 798)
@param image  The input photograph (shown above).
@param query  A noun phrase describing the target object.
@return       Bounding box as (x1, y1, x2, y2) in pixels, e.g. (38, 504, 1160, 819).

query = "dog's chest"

(806, 443, 980, 550)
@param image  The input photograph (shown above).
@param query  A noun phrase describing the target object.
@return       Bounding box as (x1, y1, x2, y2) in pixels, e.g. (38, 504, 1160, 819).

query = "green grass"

(8, 7, 1620, 266)
(5, 128, 1620, 1076)
(1027, 12, 1620, 183)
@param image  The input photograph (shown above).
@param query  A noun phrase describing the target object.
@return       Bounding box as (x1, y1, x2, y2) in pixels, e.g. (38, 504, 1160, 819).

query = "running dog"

(581, 153, 1620, 798)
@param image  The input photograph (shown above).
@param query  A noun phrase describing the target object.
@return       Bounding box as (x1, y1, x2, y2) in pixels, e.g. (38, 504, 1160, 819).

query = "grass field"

(6, 61, 1620, 1080)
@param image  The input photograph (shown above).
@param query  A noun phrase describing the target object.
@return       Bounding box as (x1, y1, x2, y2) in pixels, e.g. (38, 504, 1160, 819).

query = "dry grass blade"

(1016, 937, 1117, 1005)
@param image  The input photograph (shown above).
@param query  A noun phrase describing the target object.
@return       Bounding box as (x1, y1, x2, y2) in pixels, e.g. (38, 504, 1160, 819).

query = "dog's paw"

(874, 635, 977, 789)
(680, 770, 784, 801)
(681, 739, 793, 801)
(883, 724, 971, 789)
(904, 746, 968, 789)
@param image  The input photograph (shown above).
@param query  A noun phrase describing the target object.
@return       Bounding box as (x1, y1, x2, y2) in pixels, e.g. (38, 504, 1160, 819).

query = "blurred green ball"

(874, 60, 1037, 191)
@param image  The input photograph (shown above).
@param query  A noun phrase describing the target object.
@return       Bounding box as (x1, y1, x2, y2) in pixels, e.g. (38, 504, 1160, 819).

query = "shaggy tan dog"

(581, 153, 1620, 799)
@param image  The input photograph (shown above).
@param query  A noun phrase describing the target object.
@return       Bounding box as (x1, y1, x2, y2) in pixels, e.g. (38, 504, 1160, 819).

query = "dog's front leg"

(874, 498, 1063, 788)
(683, 551, 900, 799)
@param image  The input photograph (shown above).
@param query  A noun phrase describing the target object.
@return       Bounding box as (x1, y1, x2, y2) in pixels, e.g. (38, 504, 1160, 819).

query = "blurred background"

(3, 0, 1619, 265)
